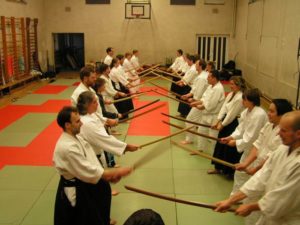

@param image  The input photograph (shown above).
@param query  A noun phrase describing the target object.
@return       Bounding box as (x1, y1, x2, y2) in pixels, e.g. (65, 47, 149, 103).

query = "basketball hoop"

(125, 2, 151, 19)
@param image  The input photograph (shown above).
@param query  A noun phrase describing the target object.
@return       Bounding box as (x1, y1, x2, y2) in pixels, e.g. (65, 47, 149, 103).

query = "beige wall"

(42, 0, 234, 66)
(231, 0, 300, 106)
(1, 0, 234, 69)
(4, 0, 298, 105)
(0, 0, 46, 69)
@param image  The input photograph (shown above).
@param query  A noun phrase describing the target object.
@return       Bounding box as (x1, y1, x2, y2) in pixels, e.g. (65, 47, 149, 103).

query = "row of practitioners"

(215, 110, 300, 225)
(103, 47, 143, 94)
(71, 64, 132, 168)
(169, 51, 299, 225)
(53, 60, 148, 224)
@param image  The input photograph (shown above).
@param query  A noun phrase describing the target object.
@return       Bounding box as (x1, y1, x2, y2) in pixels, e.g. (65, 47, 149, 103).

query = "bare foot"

(111, 190, 119, 196)
(110, 219, 117, 225)
(207, 169, 221, 175)
(180, 140, 193, 145)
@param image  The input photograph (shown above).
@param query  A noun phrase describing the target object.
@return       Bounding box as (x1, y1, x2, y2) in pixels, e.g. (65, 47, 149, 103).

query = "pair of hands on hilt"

(219, 136, 236, 147)
(125, 144, 140, 153)
(115, 91, 127, 98)
(102, 167, 133, 183)
(214, 198, 259, 217)
(181, 93, 194, 102)
(211, 120, 224, 131)
(189, 100, 205, 110)
(176, 80, 185, 87)
(235, 161, 262, 175)
(101, 144, 140, 183)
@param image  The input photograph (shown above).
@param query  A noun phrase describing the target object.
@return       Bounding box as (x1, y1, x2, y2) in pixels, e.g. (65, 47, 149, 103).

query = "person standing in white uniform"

(97, 63, 126, 115)
(180, 59, 209, 144)
(190, 70, 225, 152)
(236, 99, 293, 175)
(76, 91, 139, 167)
(109, 58, 130, 91)
(103, 47, 114, 66)
(170, 51, 187, 94)
(215, 111, 300, 225)
(123, 52, 140, 94)
(131, 49, 143, 71)
(220, 89, 268, 196)
(168, 49, 185, 72)
(109, 58, 134, 118)
(176, 54, 198, 117)
(70, 66, 117, 127)
(207, 76, 246, 176)
(232, 98, 294, 225)
(53, 106, 132, 225)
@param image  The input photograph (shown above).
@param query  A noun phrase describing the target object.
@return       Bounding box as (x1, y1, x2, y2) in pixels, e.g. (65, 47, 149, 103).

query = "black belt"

(61, 176, 77, 187)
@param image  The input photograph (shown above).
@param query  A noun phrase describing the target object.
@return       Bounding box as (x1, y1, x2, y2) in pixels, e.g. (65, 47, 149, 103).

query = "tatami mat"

(0, 76, 242, 225)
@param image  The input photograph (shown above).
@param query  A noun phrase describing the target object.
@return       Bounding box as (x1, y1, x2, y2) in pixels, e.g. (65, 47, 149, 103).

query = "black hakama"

(54, 176, 112, 225)
(177, 85, 191, 116)
(112, 82, 134, 119)
(211, 118, 242, 176)
(170, 77, 181, 94)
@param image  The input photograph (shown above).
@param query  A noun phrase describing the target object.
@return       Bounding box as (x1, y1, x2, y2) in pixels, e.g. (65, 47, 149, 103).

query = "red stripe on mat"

(0, 100, 70, 131)
(127, 100, 170, 136)
(0, 120, 62, 168)
(34, 85, 68, 94)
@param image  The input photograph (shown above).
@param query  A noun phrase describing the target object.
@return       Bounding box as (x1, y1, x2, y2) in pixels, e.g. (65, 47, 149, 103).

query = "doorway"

(53, 33, 84, 72)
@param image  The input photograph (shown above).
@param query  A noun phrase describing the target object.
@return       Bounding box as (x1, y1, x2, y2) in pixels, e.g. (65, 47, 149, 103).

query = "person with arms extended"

(215, 110, 300, 225)
(53, 106, 132, 225)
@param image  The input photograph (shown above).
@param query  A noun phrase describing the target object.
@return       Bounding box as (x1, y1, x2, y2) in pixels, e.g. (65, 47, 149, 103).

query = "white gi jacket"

(79, 113, 126, 158)
(130, 55, 140, 69)
(109, 66, 129, 90)
(100, 74, 119, 114)
(123, 58, 140, 93)
(103, 55, 113, 66)
(253, 122, 281, 162)
(71, 82, 107, 123)
(181, 64, 198, 86)
(123, 58, 137, 76)
(244, 122, 281, 225)
(217, 91, 244, 127)
(53, 132, 104, 206)
(231, 106, 268, 195)
(190, 71, 209, 100)
(178, 61, 190, 73)
(231, 107, 268, 159)
(241, 145, 300, 225)
(184, 71, 209, 143)
(201, 81, 225, 116)
(170, 56, 185, 71)
(196, 82, 225, 151)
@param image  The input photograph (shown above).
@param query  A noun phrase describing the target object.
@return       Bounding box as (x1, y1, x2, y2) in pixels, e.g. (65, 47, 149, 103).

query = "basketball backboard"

(125, 2, 151, 19)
